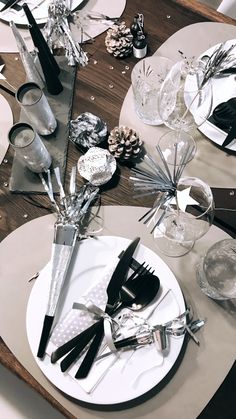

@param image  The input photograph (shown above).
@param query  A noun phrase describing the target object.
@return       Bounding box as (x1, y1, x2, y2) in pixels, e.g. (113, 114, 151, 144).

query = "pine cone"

(108, 126, 143, 161)
(105, 22, 133, 58)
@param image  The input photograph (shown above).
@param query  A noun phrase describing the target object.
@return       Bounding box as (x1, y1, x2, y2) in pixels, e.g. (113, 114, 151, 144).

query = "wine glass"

(157, 130, 196, 167)
(153, 177, 215, 257)
(158, 60, 213, 132)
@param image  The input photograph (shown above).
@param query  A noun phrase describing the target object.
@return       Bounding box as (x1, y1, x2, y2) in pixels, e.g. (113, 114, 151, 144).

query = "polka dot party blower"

(37, 166, 99, 358)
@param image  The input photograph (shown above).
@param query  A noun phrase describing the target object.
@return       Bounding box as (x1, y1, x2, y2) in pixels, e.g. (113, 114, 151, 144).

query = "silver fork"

(86, 12, 120, 22)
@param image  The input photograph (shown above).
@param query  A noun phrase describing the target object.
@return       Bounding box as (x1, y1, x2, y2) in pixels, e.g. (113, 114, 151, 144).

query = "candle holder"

(8, 122, 52, 173)
(16, 82, 57, 136)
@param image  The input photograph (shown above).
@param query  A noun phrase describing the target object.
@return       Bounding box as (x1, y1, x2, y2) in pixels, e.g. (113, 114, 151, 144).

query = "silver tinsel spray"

(43, 0, 88, 67)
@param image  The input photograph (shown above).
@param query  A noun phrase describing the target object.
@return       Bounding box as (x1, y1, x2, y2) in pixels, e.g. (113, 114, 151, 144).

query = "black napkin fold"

(197, 361, 236, 419)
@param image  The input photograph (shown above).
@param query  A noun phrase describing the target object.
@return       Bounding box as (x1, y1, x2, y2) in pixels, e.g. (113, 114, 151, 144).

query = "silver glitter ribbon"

(73, 301, 118, 352)
(43, 0, 88, 67)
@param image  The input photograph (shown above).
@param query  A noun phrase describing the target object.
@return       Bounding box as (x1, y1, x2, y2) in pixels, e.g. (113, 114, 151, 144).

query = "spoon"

(75, 272, 160, 378)
(118, 272, 160, 311)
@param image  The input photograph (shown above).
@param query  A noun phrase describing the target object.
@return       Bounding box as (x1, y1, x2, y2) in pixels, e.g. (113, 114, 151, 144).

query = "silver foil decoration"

(10, 21, 44, 89)
(43, 0, 88, 67)
(70, 112, 108, 149)
(78, 147, 117, 186)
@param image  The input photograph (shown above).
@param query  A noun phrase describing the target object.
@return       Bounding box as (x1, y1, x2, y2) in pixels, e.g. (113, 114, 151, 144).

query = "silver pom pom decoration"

(105, 22, 133, 58)
(70, 112, 108, 149)
(108, 126, 143, 162)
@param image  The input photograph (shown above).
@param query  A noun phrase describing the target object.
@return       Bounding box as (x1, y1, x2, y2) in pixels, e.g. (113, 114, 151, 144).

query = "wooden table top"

(0, 0, 235, 417)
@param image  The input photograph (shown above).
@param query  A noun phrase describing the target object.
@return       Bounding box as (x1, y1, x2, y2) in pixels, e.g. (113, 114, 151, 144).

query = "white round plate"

(0, 93, 13, 164)
(26, 236, 186, 408)
(197, 39, 236, 152)
(0, 0, 84, 26)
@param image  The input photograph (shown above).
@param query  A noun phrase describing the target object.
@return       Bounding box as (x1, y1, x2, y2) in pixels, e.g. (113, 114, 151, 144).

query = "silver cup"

(8, 122, 52, 173)
(16, 82, 57, 136)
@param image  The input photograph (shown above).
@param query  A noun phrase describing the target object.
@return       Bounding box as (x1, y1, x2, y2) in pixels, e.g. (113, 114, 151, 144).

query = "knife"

(0, 0, 21, 12)
(222, 118, 236, 148)
(59, 237, 140, 373)
(75, 237, 140, 379)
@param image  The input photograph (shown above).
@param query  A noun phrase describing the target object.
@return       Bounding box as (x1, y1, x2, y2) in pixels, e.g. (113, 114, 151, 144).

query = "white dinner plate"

(197, 39, 236, 152)
(0, 0, 84, 26)
(26, 236, 186, 408)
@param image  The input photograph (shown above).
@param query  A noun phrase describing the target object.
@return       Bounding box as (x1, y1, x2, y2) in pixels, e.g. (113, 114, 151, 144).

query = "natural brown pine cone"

(108, 126, 143, 161)
(105, 22, 133, 58)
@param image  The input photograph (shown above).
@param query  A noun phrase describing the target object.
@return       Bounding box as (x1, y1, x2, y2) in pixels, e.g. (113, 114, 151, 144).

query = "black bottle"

(133, 31, 147, 59)
(130, 14, 141, 38)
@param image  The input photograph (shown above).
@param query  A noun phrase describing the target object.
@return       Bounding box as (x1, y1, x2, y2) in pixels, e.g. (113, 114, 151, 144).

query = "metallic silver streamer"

(43, 0, 88, 67)
(130, 144, 194, 232)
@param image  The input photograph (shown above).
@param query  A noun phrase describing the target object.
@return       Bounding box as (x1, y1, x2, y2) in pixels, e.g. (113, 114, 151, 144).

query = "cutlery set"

(50, 237, 161, 378)
(0, 0, 45, 14)
(0, 0, 21, 13)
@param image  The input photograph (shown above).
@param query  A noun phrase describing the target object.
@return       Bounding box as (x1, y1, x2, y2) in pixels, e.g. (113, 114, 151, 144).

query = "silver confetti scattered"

(3, 182, 8, 187)
(23, 214, 28, 218)
(229, 191, 235, 196)
(90, 95, 95, 101)
(167, 15, 171, 19)
(109, 83, 114, 89)
(3, 159, 8, 163)
(121, 70, 126, 74)
(125, 65, 130, 70)
(109, 65, 114, 70)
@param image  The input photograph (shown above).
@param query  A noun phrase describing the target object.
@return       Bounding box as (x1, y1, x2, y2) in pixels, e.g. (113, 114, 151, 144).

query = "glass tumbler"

(16, 82, 57, 136)
(8, 122, 52, 173)
(197, 239, 236, 300)
(131, 56, 174, 125)
(158, 60, 213, 132)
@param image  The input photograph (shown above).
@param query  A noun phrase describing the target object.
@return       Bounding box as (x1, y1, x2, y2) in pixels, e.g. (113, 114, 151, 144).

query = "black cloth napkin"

(197, 361, 236, 419)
